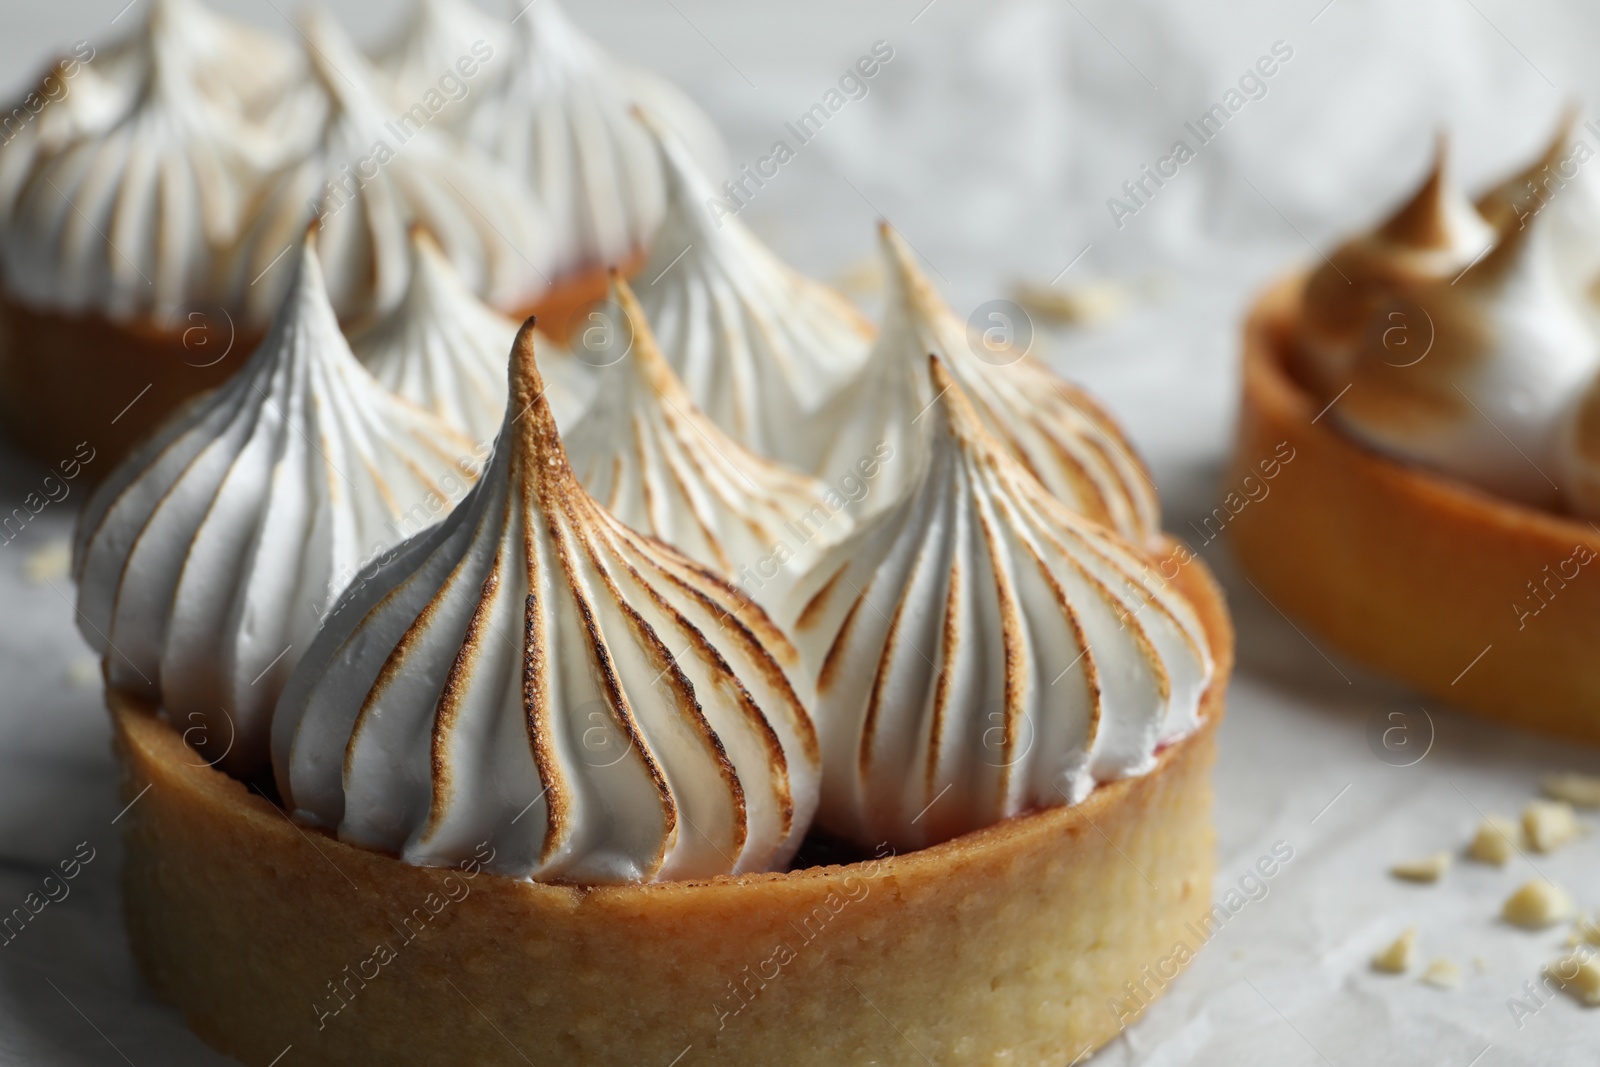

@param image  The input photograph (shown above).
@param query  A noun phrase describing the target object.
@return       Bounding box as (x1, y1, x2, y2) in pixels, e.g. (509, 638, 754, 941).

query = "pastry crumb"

(1568, 914, 1600, 949)
(1372, 928, 1417, 974)
(1420, 958, 1462, 989)
(1523, 800, 1580, 853)
(1472, 956, 1489, 974)
(1467, 816, 1521, 865)
(22, 538, 71, 584)
(1544, 773, 1600, 810)
(1547, 952, 1600, 1006)
(1012, 280, 1129, 328)
(1390, 851, 1450, 882)
(1503, 880, 1575, 929)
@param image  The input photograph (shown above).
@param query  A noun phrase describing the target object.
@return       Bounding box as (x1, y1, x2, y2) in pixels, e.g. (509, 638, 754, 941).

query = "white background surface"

(2, 1, 1599, 1064)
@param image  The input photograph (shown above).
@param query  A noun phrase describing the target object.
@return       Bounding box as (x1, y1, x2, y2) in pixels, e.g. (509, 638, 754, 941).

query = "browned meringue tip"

(877, 222, 943, 314)
(1375, 133, 1459, 249)
(1477, 105, 1582, 232)
(606, 271, 687, 400)
(926, 353, 985, 440)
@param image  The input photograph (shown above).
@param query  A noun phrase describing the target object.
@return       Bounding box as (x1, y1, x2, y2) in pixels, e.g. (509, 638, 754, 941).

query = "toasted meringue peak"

(817, 225, 1160, 543)
(72, 237, 477, 780)
(564, 273, 852, 606)
(371, 0, 513, 116)
(273, 320, 820, 884)
(1295, 136, 1496, 396)
(0, 0, 317, 326)
(352, 227, 592, 445)
(782, 357, 1211, 850)
(223, 9, 552, 328)
(1334, 190, 1600, 508)
(629, 112, 873, 467)
(463, 0, 724, 279)
(1477, 108, 1600, 301)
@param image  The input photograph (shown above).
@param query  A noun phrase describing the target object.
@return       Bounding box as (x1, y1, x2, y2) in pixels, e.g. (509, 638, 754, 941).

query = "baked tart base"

(519, 248, 649, 347)
(112, 555, 1230, 1067)
(0, 292, 254, 474)
(1230, 273, 1600, 742)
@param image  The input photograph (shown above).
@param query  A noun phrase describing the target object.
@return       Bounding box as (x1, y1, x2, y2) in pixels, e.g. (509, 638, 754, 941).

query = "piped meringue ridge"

(786, 355, 1213, 851)
(273, 317, 820, 884)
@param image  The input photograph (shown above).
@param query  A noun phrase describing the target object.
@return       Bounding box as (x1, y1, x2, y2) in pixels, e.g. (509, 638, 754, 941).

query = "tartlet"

(112, 550, 1229, 1067)
(1230, 272, 1600, 742)
(1230, 123, 1600, 740)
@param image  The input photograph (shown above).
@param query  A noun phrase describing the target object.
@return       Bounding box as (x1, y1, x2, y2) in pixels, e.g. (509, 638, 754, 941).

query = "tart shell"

(0, 292, 253, 475)
(519, 248, 649, 347)
(111, 552, 1231, 1067)
(1230, 273, 1600, 742)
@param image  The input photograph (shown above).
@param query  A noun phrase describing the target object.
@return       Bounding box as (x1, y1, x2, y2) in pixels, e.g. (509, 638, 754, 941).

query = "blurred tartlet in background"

(0, 0, 721, 470)
(1230, 115, 1600, 741)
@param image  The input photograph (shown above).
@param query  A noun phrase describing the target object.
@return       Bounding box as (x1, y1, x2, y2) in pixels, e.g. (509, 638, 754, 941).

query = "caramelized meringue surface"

(274, 320, 820, 884)
(784, 357, 1212, 850)
(73, 237, 476, 780)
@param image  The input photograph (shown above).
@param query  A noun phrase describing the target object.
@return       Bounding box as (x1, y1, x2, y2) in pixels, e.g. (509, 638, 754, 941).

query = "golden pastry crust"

(1231, 273, 1600, 742)
(113, 550, 1231, 1067)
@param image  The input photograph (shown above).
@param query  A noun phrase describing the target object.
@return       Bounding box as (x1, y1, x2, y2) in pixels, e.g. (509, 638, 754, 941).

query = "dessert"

(274, 319, 819, 881)
(1549, 953, 1600, 1006)
(628, 113, 873, 469)
(351, 225, 592, 446)
(1468, 816, 1521, 865)
(1523, 799, 1580, 853)
(1390, 852, 1450, 882)
(562, 273, 851, 607)
(75, 233, 475, 782)
(460, 0, 726, 340)
(1229, 120, 1600, 741)
(104, 278, 1233, 1066)
(820, 225, 1162, 542)
(782, 356, 1214, 849)
(0, 0, 314, 465)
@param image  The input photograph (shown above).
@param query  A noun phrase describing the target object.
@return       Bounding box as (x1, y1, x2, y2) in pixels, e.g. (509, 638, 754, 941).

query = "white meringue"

(371, 0, 513, 120)
(224, 9, 552, 329)
(783, 356, 1212, 851)
(273, 320, 820, 885)
(563, 273, 851, 607)
(351, 226, 592, 445)
(0, 0, 317, 326)
(463, 0, 724, 280)
(73, 237, 477, 780)
(631, 113, 874, 469)
(818, 225, 1161, 544)
(1327, 165, 1600, 509)
(1295, 137, 1496, 397)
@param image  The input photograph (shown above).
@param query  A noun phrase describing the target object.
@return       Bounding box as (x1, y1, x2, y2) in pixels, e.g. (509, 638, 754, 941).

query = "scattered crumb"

(1421, 958, 1462, 989)
(1544, 773, 1600, 810)
(1473, 956, 1489, 974)
(1523, 800, 1580, 853)
(1468, 815, 1521, 865)
(22, 538, 71, 584)
(832, 256, 883, 296)
(1012, 279, 1129, 328)
(1503, 880, 1576, 929)
(66, 657, 100, 688)
(1390, 851, 1451, 882)
(1372, 928, 1417, 974)
(1547, 952, 1600, 1006)
(1569, 914, 1600, 949)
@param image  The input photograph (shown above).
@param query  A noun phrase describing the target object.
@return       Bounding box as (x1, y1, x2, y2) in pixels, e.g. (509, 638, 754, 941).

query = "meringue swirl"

(1302, 128, 1600, 509)
(818, 225, 1161, 544)
(273, 320, 820, 884)
(630, 113, 873, 468)
(73, 237, 476, 780)
(463, 0, 723, 280)
(784, 356, 1212, 850)
(371, 0, 513, 120)
(352, 226, 592, 446)
(0, 0, 317, 326)
(223, 9, 552, 328)
(563, 273, 853, 607)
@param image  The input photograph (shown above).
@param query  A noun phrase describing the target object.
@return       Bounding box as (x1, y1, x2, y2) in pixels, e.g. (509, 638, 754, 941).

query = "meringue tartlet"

(106, 314, 1233, 1064)
(1231, 126, 1600, 740)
